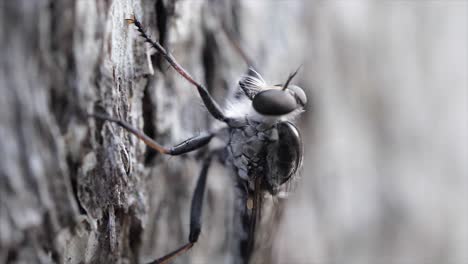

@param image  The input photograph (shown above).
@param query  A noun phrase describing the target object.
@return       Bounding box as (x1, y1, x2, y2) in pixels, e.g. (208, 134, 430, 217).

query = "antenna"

(282, 65, 302, 90)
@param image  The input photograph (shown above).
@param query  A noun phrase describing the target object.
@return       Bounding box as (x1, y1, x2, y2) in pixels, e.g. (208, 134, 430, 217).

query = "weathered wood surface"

(0, 1, 466, 264)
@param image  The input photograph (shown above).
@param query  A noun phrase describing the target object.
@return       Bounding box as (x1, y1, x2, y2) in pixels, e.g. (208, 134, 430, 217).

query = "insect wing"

(264, 122, 303, 193)
(245, 177, 263, 262)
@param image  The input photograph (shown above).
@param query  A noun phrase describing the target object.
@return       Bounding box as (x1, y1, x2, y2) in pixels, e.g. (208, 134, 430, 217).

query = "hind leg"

(148, 154, 213, 264)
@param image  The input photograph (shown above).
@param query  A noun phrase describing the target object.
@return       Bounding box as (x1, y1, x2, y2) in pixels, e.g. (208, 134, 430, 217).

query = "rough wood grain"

(0, 1, 300, 263)
(1, 1, 466, 264)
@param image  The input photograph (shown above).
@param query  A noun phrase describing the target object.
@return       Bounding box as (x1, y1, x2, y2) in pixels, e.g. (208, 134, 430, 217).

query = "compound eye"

(252, 89, 297, 116)
(287, 85, 307, 106)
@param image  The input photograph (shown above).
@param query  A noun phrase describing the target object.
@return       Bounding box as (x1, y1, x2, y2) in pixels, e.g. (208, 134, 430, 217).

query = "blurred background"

(272, 2, 467, 264)
(0, 1, 466, 264)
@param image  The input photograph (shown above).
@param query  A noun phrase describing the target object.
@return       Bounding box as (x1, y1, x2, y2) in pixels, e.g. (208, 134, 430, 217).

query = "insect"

(91, 16, 307, 264)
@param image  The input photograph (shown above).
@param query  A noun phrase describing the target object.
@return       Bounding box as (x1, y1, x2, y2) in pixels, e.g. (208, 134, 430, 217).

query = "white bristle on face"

(238, 68, 267, 92)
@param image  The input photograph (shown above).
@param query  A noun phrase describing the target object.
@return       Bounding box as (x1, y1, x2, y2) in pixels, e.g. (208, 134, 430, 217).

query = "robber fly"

(90, 16, 307, 264)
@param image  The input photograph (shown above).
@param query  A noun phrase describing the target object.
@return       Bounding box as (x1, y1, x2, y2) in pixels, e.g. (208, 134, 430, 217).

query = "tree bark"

(0, 1, 304, 263)
(1, 1, 466, 264)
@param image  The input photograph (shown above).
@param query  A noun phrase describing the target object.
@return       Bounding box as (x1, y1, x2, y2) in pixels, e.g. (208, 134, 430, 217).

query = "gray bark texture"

(0, 1, 466, 264)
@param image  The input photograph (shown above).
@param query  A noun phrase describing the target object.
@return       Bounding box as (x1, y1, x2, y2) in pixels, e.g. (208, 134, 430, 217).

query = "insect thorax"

(224, 120, 302, 194)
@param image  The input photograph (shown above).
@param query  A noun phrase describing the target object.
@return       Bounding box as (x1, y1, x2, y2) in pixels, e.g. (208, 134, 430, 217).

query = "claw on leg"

(125, 15, 135, 25)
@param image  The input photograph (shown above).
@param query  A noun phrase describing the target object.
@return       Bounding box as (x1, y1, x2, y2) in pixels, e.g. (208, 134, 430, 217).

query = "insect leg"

(221, 20, 256, 69)
(126, 16, 230, 124)
(148, 154, 213, 264)
(89, 113, 214, 155)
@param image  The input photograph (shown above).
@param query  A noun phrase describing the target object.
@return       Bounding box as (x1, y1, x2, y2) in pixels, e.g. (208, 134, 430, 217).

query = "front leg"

(126, 16, 231, 124)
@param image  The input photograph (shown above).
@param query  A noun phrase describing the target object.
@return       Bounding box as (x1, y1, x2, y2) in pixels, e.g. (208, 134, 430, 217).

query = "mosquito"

(90, 16, 307, 264)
